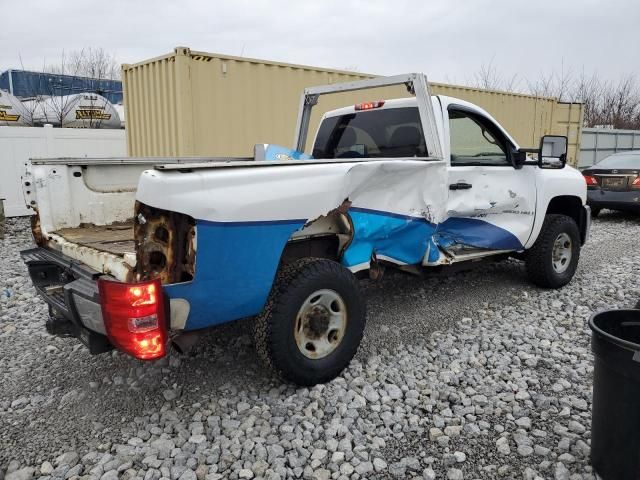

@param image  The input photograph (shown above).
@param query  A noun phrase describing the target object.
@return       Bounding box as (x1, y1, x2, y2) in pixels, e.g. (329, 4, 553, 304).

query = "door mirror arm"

(511, 149, 538, 169)
(514, 142, 569, 170)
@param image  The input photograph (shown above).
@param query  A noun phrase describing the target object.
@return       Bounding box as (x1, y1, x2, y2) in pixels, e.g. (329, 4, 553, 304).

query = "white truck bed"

(24, 157, 230, 281)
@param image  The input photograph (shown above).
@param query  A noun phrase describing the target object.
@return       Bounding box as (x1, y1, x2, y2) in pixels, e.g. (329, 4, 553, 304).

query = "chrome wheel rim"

(552, 233, 572, 274)
(294, 289, 347, 359)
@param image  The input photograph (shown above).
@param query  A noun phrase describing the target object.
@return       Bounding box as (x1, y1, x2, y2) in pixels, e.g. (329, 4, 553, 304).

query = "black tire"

(591, 207, 601, 218)
(525, 214, 581, 288)
(253, 258, 366, 386)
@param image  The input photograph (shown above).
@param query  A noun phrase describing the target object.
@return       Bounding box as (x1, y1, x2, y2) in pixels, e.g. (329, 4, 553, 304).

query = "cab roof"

(321, 96, 520, 150)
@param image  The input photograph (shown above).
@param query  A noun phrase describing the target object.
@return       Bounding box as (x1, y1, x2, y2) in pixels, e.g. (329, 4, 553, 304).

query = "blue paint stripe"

(343, 209, 437, 267)
(165, 207, 523, 332)
(435, 217, 523, 251)
(198, 218, 307, 227)
(349, 206, 434, 224)
(198, 209, 429, 227)
(165, 219, 306, 330)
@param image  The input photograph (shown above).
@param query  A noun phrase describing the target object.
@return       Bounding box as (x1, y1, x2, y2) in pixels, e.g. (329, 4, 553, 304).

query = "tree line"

(470, 60, 640, 130)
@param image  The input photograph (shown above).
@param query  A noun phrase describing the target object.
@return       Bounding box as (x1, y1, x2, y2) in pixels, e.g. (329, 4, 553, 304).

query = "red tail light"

(98, 278, 167, 360)
(355, 100, 385, 111)
(584, 174, 598, 186)
(632, 177, 640, 189)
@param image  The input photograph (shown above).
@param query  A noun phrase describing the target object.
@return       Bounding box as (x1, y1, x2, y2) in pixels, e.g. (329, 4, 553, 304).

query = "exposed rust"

(54, 222, 135, 255)
(134, 201, 196, 284)
(335, 198, 352, 215)
(30, 206, 45, 246)
(103, 258, 137, 284)
(368, 253, 385, 281)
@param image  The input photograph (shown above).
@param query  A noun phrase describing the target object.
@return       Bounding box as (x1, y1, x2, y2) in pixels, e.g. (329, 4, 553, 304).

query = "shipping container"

(123, 47, 583, 165)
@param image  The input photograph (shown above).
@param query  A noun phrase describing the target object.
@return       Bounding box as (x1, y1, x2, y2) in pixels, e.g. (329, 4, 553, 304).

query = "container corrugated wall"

(550, 102, 583, 168)
(123, 47, 583, 165)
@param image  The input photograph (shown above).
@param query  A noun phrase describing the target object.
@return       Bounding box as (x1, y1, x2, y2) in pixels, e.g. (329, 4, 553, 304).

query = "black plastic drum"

(589, 309, 640, 479)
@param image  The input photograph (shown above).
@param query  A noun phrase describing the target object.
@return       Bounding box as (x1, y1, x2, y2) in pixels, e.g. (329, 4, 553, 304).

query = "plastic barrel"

(589, 309, 640, 479)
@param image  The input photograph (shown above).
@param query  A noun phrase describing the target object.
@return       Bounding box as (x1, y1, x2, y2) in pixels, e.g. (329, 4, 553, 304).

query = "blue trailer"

(0, 70, 122, 104)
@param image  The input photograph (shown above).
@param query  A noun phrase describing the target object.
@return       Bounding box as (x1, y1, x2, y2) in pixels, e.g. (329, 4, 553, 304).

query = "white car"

(22, 73, 590, 386)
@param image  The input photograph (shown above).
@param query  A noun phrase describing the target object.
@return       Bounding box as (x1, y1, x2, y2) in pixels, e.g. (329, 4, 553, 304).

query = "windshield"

(312, 107, 427, 159)
(595, 154, 640, 169)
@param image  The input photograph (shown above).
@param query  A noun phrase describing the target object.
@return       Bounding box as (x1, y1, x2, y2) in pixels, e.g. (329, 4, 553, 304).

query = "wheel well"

(545, 195, 587, 244)
(546, 196, 581, 224)
(281, 235, 341, 263)
(281, 210, 353, 263)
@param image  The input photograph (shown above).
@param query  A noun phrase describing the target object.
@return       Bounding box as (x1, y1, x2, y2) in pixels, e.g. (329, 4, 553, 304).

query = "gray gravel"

(2, 211, 640, 479)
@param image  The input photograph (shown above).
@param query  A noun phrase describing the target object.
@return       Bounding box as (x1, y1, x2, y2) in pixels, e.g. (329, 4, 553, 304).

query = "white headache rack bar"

(293, 73, 443, 160)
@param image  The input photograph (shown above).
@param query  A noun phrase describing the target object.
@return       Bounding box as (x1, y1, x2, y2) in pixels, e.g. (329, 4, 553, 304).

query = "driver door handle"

(449, 182, 473, 190)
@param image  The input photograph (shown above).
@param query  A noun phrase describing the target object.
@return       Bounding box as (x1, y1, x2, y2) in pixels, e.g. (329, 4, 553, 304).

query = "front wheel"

(525, 214, 581, 288)
(253, 258, 366, 386)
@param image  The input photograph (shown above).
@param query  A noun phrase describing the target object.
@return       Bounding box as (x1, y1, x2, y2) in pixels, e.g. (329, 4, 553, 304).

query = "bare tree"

(569, 72, 640, 129)
(15, 55, 50, 126)
(47, 48, 120, 128)
(469, 61, 640, 129)
(470, 58, 520, 92)
(41, 50, 85, 126)
(571, 71, 604, 127)
(526, 61, 573, 101)
(67, 47, 120, 80)
(46, 48, 119, 80)
(602, 75, 640, 129)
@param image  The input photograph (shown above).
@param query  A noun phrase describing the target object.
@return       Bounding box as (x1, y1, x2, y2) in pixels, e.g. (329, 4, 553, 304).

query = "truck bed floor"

(53, 222, 135, 256)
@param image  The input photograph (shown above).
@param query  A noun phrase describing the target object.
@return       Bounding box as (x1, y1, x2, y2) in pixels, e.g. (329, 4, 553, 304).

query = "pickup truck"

(21, 74, 590, 386)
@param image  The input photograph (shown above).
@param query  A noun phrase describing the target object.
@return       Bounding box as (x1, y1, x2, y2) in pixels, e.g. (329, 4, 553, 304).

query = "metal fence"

(579, 128, 640, 168)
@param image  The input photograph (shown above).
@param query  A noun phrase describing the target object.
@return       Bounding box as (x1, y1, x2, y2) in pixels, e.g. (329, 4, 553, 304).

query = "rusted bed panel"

(53, 222, 135, 256)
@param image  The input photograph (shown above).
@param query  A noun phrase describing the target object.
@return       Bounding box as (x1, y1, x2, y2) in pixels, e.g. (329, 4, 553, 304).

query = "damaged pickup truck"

(21, 74, 590, 386)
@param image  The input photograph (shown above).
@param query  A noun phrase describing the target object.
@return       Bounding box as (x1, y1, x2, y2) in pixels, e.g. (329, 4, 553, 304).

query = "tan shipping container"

(123, 47, 583, 165)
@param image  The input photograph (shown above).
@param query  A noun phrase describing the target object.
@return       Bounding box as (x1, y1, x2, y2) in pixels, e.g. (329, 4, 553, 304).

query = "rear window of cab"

(312, 107, 427, 159)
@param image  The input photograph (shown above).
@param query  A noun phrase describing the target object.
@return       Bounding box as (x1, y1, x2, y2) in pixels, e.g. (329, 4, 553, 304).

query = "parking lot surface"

(2, 212, 639, 480)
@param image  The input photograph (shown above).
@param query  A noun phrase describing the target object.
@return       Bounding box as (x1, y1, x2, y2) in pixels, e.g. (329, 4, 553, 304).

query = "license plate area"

(601, 176, 627, 190)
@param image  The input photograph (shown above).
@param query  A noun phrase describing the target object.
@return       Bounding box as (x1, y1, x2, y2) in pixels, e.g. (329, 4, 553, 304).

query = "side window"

(449, 110, 509, 166)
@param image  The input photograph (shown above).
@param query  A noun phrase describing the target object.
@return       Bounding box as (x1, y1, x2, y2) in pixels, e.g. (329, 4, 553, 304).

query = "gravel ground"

(1, 211, 640, 480)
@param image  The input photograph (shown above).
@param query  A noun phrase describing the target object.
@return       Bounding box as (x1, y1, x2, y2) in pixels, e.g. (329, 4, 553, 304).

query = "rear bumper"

(20, 247, 112, 354)
(587, 189, 640, 212)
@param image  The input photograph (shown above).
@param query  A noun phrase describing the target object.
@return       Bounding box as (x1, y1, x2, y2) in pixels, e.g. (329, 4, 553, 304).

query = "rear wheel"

(525, 214, 580, 288)
(253, 258, 366, 386)
(591, 207, 601, 218)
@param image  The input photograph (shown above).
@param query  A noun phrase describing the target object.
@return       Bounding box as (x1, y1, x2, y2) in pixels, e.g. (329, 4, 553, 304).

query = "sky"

(2, 0, 639, 91)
